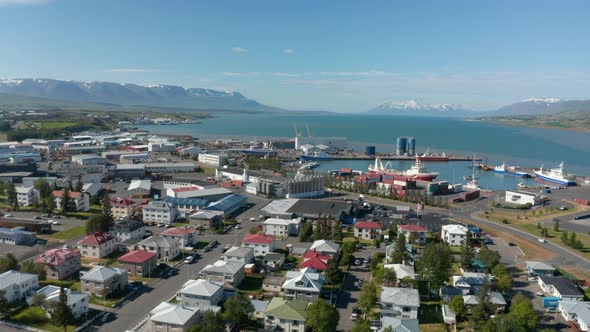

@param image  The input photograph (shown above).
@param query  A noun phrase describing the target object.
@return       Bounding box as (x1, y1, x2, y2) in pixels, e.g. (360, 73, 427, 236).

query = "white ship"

(534, 162, 576, 186)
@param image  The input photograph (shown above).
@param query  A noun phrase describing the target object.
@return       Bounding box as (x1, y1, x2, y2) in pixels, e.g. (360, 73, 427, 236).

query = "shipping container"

(393, 180, 408, 186)
(463, 190, 480, 201)
(340, 168, 353, 174)
(574, 198, 589, 205)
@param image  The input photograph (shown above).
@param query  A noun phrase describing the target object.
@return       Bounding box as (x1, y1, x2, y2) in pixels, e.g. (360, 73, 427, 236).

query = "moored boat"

(493, 162, 530, 177)
(534, 162, 576, 186)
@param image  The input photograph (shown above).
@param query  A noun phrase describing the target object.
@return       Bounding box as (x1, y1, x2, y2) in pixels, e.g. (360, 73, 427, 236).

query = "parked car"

(546, 307, 557, 313)
(4, 214, 12, 217)
(538, 238, 547, 243)
(536, 291, 544, 296)
(527, 276, 537, 281)
(354, 259, 362, 266)
(157, 223, 165, 227)
(183, 256, 194, 264)
(203, 247, 211, 252)
(222, 244, 232, 252)
(34, 216, 43, 220)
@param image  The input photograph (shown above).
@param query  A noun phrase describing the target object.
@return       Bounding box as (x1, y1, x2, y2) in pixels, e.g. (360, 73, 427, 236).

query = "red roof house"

(300, 251, 330, 270)
(354, 221, 382, 229)
(241, 234, 276, 256)
(78, 232, 116, 258)
(160, 227, 196, 247)
(398, 224, 428, 244)
(36, 248, 82, 280)
(110, 197, 136, 207)
(354, 221, 383, 240)
(118, 250, 157, 264)
(242, 234, 275, 245)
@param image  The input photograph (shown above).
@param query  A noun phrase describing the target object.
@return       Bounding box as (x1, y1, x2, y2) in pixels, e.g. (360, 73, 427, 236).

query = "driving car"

(538, 238, 547, 243)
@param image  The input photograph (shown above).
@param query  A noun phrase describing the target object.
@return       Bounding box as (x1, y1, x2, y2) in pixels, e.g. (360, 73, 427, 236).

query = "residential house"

(52, 190, 90, 212)
(559, 301, 590, 332)
(80, 266, 128, 297)
(354, 221, 383, 240)
(263, 297, 308, 332)
(16, 186, 38, 207)
(252, 300, 269, 320)
(176, 278, 224, 308)
(200, 260, 245, 286)
(134, 236, 180, 261)
(538, 276, 584, 301)
(263, 275, 286, 294)
(452, 272, 493, 295)
(128, 180, 151, 198)
(309, 239, 340, 257)
(0, 270, 39, 302)
(463, 292, 507, 312)
(525, 261, 556, 276)
(241, 234, 276, 257)
(441, 224, 469, 246)
(36, 248, 82, 280)
(35, 285, 88, 319)
(110, 218, 145, 243)
(378, 317, 420, 332)
(160, 227, 197, 248)
(0, 227, 36, 245)
(398, 225, 427, 244)
(78, 232, 116, 259)
(383, 264, 416, 281)
(299, 251, 329, 271)
(117, 250, 157, 277)
(110, 197, 138, 219)
(380, 287, 420, 319)
(385, 243, 415, 264)
(188, 210, 224, 229)
(148, 302, 202, 332)
(262, 217, 302, 238)
(222, 247, 254, 264)
(262, 252, 285, 271)
(142, 201, 178, 225)
(282, 267, 324, 301)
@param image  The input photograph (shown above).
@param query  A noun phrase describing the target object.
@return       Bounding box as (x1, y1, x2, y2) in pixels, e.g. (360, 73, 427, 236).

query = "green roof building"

(263, 297, 308, 332)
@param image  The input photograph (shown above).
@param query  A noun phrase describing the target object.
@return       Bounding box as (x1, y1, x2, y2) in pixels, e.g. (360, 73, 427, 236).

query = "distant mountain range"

(368, 98, 590, 117)
(368, 100, 472, 117)
(493, 98, 590, 116)
(0, 78, 280, 111)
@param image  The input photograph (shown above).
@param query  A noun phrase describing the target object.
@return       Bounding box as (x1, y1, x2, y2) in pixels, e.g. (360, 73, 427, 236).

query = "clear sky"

(1, 0, 589, 112)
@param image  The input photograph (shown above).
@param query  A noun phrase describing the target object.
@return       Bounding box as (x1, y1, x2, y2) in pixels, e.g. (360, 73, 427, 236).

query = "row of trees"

(561, 231, 584, 250)
(0, 253, 46, 279)
(85, 194, 114, 233)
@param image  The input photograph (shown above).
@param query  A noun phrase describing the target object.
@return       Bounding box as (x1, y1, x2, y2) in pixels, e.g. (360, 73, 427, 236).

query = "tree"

(48, 286, 73, 332)
(352, 319, 371, 332)
(0, 290, 9, 318)
(492, 264, 512, 294)
(189, 310, 225, 332)
(0, 181, 5, 196)
(31, 293, 46, 307)
(325, 257, 343, 285)
(449, 295, 467, 322)
(299, 222, 313, 242)
(74, 175, 83, 193)
(45, 194, 56, 212)
(306, 300, 339, 332)
(20, 260, 46, 280)
(332, 221, 343, 242)
(358, 282, 377, 314)
(60, 187, 72, 215)
(381, 267, 397, 287)
(391, 232, 408, 264)
(469, 283, 493, 329)
(222, 295, 254, 327)
(0, 253, 18, 273)
(478, 247, 501, 271)
(408, 232, 418, 244)
(34, 178, 52, 201)
(460, 232, 475, 271)
(417, 242, 452, 292)
(5, 182, 18, 211)
(553, 220, 560, 232)
(509, 293, 539, 332)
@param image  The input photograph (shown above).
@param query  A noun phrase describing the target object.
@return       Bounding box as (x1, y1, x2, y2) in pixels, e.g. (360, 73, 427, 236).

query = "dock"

(330, 155, 480, 161)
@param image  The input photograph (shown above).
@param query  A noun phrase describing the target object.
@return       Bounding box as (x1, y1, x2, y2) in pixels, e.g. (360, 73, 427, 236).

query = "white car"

(51, 221, 60, 225)
(4, 214, 12, 217)
(527, 276, 537, 281)
(538, 238, 547, 243)
(183, 256, 194, 264)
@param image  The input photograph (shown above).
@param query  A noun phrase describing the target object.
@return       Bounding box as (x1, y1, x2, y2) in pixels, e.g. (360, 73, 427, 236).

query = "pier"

(330, 155, 481, 162)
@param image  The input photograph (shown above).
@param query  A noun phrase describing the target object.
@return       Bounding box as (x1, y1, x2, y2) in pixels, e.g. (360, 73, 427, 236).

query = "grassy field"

(11, 306, 78, 332)
(38, 122, 78, 130)
(419, 323, 447, 332)
(50, 226, 86, 241)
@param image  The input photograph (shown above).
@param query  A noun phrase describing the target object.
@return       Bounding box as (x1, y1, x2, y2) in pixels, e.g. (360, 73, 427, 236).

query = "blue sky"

(1, 0, 590, 112)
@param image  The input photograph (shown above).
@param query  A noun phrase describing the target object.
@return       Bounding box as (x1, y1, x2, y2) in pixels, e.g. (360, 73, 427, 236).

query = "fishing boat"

(368, 156, 438, 181)
(493, 162, 530, 177)
(300, 151, 332, 161)
(534, 162, 576, 186)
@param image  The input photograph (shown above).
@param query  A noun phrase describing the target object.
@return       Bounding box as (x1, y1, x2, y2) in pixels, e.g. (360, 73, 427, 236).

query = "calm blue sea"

(139, 112, 590, 190)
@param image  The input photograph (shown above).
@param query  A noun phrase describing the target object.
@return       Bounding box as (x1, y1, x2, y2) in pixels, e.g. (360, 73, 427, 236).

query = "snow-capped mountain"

(0, 78, 279, 111)
(493, 97, 590, 116)
(368, 100, 471, 117)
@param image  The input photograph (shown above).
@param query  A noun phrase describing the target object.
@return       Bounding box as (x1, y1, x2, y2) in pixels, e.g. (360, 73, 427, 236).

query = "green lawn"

(10, 306, 78, 332)
(237, 276, 263, 292)
(89, 295, 119, 307)
(38, 122, 78, 130)
(51, 226, 86, 240)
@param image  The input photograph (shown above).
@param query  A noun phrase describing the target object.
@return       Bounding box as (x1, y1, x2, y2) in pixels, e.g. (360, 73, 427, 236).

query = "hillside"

(0, 78, 281, 112)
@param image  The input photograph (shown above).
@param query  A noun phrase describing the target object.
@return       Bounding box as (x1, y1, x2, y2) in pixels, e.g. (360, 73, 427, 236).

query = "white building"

(128, 180, 151, 197)
(52, 190, 90, 212)
(559, 301, 590, 332)
(383, 264, 416, 280)
(142, 201, 178, 225)
(380, 287, 420, 319)
(262, 218, 302, 238)
(176, 279, 224, 308)
(441, 224, 469, 246)
(241, 234, 277, 257)
(148, 302, 202, 332)
(134, 235, 180, 261)
(538, 276, 584, 301)
(35, 285, 88, 319)
(199, 260, 245, 286)
(148, 142, 177, 152)
(0, 270, 39, 303)
(505, 191, 541, 206)
(71, 154, 106, 165)
(166, 186, 202, 199)
(178, 146, 202, 156)
(198, 153, 228, 167)
(222, 247, 255, 264)
(16, 186, 38, 207)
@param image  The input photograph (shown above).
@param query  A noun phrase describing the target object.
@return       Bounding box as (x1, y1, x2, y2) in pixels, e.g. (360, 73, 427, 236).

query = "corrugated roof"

(118, 250, 156, 264)
(264, 297, 308, 321)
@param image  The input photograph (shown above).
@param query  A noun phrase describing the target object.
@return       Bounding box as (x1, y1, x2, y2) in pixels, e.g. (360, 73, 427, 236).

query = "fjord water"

(140, 112, 590, 188)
